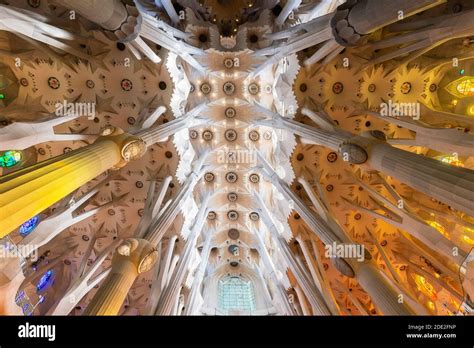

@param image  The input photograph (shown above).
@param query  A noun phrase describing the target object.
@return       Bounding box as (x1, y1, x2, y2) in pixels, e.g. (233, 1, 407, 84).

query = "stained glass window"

(36, 269, 54, 293)
(19, 216, 39, 237)
(218, 276, 256, 314)
(456, 78, 474, 96)
(445, 76, 474, 98)
(0, 150, 22, 167)
(435, 154, 463, 167)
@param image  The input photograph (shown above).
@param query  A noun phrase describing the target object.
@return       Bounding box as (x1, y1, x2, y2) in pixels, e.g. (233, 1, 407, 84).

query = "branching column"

(259, 111, 474, 216)
(84, 238, 158, 315)
(154, 195, 211, 315)
(183, 233, 213, 315)
(0, 132, 136, 238)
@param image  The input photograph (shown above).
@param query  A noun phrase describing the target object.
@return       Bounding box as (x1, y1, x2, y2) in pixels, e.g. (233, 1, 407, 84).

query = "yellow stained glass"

(445, 76, 474, 98)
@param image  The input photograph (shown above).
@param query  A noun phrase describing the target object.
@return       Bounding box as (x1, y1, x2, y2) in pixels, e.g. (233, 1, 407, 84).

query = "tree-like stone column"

(84, 238, 158, 315)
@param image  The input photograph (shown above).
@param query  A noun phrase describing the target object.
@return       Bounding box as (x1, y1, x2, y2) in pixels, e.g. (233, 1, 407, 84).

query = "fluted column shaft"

(254, 231, 296, 315)
(145, 174, 201, 246)
(52, 0, 128, 31)
(347, 0, 445, 35)
(0, 137, 126, 238)
(155, 196, 210, 315)
(255, 192, 332, 314)
(84, 238, 157, 315)
(284, 118, 474, 215)
(0, 116, 188, 239)
(137, 115, 193, 146)
(294, 285, 311, 315)
(368, 142, 474, 216)
(355, 263, 413, 315)
(260, 164, 414, 314)
(184, 234, 213, 315)
(275, 235, 332, 315)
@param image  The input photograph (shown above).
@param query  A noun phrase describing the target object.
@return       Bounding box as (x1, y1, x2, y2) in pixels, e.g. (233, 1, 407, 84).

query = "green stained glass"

(0, 150, 22, 167)
(218, 276, 256, 314)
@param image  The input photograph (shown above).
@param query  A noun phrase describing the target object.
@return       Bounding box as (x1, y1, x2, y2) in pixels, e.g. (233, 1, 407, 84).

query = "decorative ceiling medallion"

(86, 79, 95, 89)
(248, 83, 260, 95)
(227, 210, 239, 221)
(204, 172, 215, 182)
(332, 82, 344, 94)
(224, 129, 238, 142)
(189, 129, 198, 139)
(225, 107, 236, 118)
(249, 130, 260, 141)
(223, 58, 234, 69)
(47, 77, 60, 89)
(263, 131, 272, 140)
(249, 212, 260, 221)
(225, 172, 238, 183)
(228, 245, 239, 255)
(227, 192, 238, 202)
(228, 228, 240, 240)
(202, 129, 213, 141)
(121, 79, 133, 91)
(249, 173, 259, 183)
(200, 83, 211, 94)
(327, 152, 338, 163)
(223, 81, 236, 95)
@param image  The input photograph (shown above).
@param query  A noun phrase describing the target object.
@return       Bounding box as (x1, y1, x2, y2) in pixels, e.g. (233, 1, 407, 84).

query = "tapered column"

(255, 195, 332, 315)
(294, 285, 311, 315)
(346, 0, 445, 36)
(144, 150, 209, 246)
(52, 0, 128, 31)
(50, 239, 119, 315)
(84, 238, 157, 315)
(254, 229, 296, 315)
(354, 263, 410, 315)
(0, 130, 145, 238)
(0, 114, 95, 151)
(276, 236, 330, 315)
(275, 0, 302, 26)
(144, 174, 201, 246)
(256, 165, 414, 314)
(258, 109, 474, 216)
(155, 195, 210, 315)
(367, 140, 474, 216)
(184, 233, 213, 315)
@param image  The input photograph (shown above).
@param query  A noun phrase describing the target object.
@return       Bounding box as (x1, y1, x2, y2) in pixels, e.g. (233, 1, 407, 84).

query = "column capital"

(98, 126, 148, 169)
(115, 238, 158, 274)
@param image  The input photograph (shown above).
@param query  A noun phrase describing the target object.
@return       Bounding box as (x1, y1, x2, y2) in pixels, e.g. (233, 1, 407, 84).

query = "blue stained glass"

(36, 270, 54, 293)
(22, 303, 32, 316)
(15, 290, 25, 305)
(0, 150, 22, 167)
(19, 216, 39, 237)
